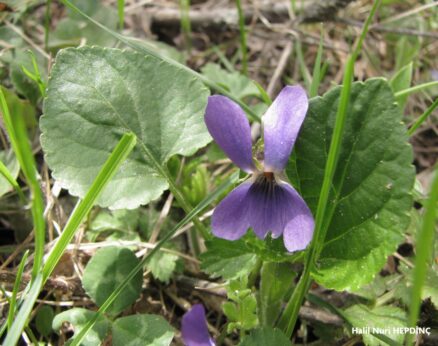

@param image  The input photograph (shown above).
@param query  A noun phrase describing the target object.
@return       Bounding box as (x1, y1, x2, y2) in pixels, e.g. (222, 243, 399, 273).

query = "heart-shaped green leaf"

(52, 308, 110, 346)
(201, 63, 260, 100)
(288, 78, 415, 291)
(81, 247, 142, 314)
(0, 150, 19, 198)
(41, 47, 210, 209)
(343, 304, 406, 346)
(112, 314, 174, 346)
(200, 238, 258, 280)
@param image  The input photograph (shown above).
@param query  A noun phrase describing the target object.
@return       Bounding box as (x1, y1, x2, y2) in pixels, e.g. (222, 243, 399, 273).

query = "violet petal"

(263, 86, 309, 172)
(181, 304, 215, 346)
(211, 182, 252, 240)
(282, 184, 314, 252)
(205, 96, 255, 173)
(246, 179, 312, 240)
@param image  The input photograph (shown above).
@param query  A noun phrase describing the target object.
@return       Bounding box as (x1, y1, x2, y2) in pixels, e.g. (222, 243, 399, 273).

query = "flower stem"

(248, 257, 263, 288)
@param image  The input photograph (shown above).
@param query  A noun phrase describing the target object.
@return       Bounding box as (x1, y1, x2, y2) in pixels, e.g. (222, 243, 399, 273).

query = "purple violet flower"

(205, 85, 314, 252)
(181, 304, 215, 346)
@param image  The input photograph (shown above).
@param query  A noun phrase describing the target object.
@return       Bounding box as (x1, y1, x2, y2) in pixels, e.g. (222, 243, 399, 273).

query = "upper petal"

(181, 304, 215, 346)
(205, 96, 255, 173)
(281, 184, 314, 252)
(263, 86, 309, 172)
(211, 182, 252, 240)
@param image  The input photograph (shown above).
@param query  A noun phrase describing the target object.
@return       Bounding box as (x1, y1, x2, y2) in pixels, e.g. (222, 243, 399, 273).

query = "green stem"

(180, 0, 192, 52)
(7, 250, 29, 330)
(296, 40, 311, 89)
(406, 166, 438, 345)
(0, 159, 26, 203)
(276, 0, 381, 337)
(45, 0, 52, 50)
(408, 97, 438, 136)
(24, 326, 39, 345)
(290, 0, 297, 14)
(236, 0, 248, 75)
(394, 81, 438, 99)
(3, 274, 43, 346)
(0, 88, 45, 280)
(309, 25, 324, 98)
(117, 0, 125, 29)
(248, 257, 263, 288)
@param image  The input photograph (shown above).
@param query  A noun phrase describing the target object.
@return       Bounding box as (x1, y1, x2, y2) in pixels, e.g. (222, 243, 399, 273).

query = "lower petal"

(246, 180, 301, 239)
(281, 184, 314, 252)
(211, 183, 251, 240)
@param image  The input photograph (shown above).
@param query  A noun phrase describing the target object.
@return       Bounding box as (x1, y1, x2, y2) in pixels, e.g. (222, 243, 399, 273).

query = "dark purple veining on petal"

(246, 175, 313, 245)
(211, 174, 314, 251)
(211, 183, 252, 240)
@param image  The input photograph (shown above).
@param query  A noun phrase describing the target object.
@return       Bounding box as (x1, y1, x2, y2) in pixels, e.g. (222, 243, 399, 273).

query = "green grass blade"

(69, 171, 239, 346)
(0, 319, 7, 339)
(290, 0, 297, 14)
(0, 159, 25, 203)
(24, 326, 39, 345)
(277, 0, 382, 337)
(406, 167, 438, 345)
(43, 132, 137, 281)
(394, 81, 438, 99)
(309, 26, 324, 97)
(45, 0, 52, 50)
(212, 46, 235, 73)
(0, 88, 45, 279)
(7, 250, 29, 330)
(59, 0, 260, 121)
(296, 41, 311, 89)
(180, 0, 192, 52)
(24, 50, 46, 98)
(236, 0, 248, 75)
(253, 81, 272, 105)
(3, 274, 43, 346)
(3, 133, 136, 346)
(408, 97, 438, 136)
(117, 0, 125, 29)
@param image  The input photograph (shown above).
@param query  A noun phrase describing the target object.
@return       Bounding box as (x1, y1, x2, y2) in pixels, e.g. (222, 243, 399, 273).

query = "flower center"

(252, 171, 278, 197)
(263, 171, 274, 181)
